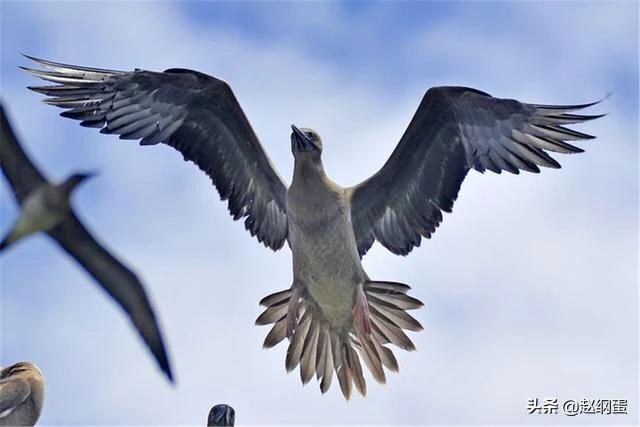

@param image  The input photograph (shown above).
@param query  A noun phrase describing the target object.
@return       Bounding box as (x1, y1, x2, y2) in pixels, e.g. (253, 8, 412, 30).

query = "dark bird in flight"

(207, 404, 235, 426)
(23, 55, 604, 399)
(0, 102, 173, 382)
(0, 362, 44, 426)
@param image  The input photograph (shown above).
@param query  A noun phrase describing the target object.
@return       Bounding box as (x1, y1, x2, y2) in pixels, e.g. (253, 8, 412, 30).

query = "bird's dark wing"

(0, 377, 29, 418)
(24, 55, 288, 250)
(0, 102, 48, 205)
(48, 212, 173, 381)
(350, 86, 604, 256)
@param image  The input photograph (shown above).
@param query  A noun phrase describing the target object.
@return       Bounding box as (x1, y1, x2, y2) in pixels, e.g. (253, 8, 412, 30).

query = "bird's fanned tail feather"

(256, 280, 423, 399)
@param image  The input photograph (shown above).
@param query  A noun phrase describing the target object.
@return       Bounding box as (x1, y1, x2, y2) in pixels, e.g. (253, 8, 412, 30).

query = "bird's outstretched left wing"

(48, 213, 173, 381)
(0, 103, 47, 205)
(349, 86, 604, 257)
(24, 55, 288, 251)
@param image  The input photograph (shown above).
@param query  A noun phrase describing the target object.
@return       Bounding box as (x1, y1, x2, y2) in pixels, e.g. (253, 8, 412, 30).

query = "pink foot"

(353, 284, 372, 335)
(286, 285, 302, 339)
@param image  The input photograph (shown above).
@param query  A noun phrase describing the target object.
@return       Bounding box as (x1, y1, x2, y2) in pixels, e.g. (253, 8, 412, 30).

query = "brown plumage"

(0, 362, 44, 427)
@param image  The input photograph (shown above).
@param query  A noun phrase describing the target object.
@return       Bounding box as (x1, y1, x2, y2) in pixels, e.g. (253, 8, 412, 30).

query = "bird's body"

(1, 182, 73, 249)
(23, 55, 605, 398)
(260, 127, 422, 396)
(0, 362, 44, 427)
(287, 160, 363, 332)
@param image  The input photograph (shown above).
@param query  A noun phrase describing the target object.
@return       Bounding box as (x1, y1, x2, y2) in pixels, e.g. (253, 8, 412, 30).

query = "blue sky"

(1, 1, 638, 425)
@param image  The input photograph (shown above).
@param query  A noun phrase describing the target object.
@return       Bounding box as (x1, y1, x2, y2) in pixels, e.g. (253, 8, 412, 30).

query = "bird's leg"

(286, 283, 302, 339)
(353, 283, 372, 335)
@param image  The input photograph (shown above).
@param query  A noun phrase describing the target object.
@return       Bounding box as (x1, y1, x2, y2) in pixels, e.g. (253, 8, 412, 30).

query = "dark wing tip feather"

(22, 53, 54, 64)
(158, 350, 175, 383)
(545, 113, 607, 124)
(533, 92, 610, 112)
(22, 53, 126, 75)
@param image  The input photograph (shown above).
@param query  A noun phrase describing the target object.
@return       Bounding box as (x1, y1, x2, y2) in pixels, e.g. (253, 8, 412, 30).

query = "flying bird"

(23, 55, 604, 399)
(207, 404, 235, 426)
(0, 102, 173, 382)
(0, 362, 44, 427)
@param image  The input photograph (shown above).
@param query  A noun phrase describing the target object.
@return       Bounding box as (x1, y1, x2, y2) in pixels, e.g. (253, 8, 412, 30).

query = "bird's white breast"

(16, 186, 68, 236)
(286, 175, 366, 329)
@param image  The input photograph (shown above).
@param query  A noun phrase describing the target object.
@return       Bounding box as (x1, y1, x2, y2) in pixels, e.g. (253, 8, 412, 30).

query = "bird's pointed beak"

(291, 124, 318, 151)
(291, 124, 305, 139)
(80, 170, 99, 181)
(67, 170, 99, 191)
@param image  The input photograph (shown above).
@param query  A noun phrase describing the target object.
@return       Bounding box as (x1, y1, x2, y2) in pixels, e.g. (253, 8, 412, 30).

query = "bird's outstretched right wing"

(350, 86, 604, 257)
(0, 103, 47, 205)
(24, 55, 289, 251)
(48, 212, 173, 381)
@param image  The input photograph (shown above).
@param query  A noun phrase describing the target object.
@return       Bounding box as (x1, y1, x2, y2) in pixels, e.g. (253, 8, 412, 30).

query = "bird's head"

(207, 404, 235, 426)
(62, 170, 98, 192)
(1, 362, 42, 378)
(291, 125, 322, 160)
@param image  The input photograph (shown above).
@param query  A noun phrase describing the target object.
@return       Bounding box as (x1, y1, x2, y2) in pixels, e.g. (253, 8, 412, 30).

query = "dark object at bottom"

(208, 404, 235, 426)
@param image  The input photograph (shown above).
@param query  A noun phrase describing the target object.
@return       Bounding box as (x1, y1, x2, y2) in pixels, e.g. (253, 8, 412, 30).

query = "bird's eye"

(308, 133, 317, 141)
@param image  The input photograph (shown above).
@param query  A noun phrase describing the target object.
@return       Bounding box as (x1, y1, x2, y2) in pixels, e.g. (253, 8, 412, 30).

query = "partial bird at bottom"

(208, 404, 235, 426)
(0, 362, 44, 427)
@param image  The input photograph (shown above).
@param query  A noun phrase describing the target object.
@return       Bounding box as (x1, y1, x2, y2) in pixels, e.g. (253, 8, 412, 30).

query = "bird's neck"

(59, 179, 81, 196)
(289, 157, 343, 225)
(292, 157, 326, 187)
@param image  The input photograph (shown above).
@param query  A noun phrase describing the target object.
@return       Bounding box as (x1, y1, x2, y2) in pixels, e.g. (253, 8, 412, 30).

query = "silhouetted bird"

(0, 362, 44, 426)
(0, 102, 173, 382)
(207, 404, 235, 426)
(24, 55, 604, 398)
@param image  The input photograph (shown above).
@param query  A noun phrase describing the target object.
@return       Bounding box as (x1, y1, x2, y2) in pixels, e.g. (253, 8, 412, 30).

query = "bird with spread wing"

(23, 55, 604, 399)
(0, 101, 173, 382)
